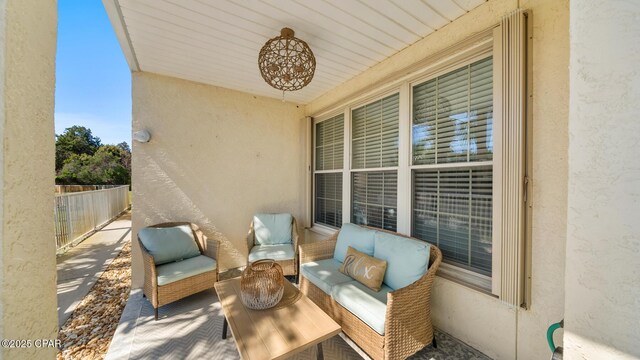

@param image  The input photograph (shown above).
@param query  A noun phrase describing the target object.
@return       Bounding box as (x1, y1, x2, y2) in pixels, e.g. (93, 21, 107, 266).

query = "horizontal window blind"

(315, 114, 344, 171)
(352, 93, 399, 169)
(352, 171, 397, 231)
(413, 167, 492, 275)
(413, 57, 493, 165)
(315, 173, 343, 228)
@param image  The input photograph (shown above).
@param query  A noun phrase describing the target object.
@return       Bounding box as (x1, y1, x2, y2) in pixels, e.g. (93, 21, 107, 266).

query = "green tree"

(55, 126, 102, 171)
(56, 147, 129, 185)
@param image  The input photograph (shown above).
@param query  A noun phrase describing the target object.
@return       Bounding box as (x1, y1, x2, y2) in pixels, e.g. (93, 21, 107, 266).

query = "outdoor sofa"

(299, 223, 442, 360)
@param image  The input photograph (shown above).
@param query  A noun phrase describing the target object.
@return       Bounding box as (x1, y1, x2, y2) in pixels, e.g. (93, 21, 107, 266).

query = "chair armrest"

(138, 238, 158, 305)
(246, 221, 255, 256)
(299, 238, 337, 264)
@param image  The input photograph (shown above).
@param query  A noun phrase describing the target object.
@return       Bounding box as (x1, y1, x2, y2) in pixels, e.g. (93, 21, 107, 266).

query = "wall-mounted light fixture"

(133, 130, 151, 143)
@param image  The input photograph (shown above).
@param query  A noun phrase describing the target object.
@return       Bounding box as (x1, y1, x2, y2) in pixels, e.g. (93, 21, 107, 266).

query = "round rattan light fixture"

(258, 28, 316, 95)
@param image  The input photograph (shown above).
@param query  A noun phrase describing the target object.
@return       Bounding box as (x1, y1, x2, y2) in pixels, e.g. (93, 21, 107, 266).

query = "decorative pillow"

(253, 213, 293, 245)
(339, 246, 387, 291)
(138, 225, 201, 265)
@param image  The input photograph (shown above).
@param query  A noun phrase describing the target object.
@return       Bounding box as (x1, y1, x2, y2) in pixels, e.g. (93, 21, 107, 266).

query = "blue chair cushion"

(253, 213, 293, 245)
(156, 255, 217, 286)
(300, 258, 353, 294)
(333, 223, 376, 262)
(373, 231, 431, 290)
(331, 281, 392, 335)
(248, 244, 295, 262)
(138, 225, 201, 265)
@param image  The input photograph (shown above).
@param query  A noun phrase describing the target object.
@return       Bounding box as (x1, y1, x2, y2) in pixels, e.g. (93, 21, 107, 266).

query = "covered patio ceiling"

(104, 0, 486, 104)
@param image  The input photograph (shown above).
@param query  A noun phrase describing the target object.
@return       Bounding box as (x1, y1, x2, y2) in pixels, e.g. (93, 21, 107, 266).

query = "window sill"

(436, 262, 496, 297)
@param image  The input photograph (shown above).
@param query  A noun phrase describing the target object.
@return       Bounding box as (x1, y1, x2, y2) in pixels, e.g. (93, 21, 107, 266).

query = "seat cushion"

(253, 213, 293, 245)
(340, 246, 387, 291)
(333, 223, 376, 262)
(138, 225, 201, 265)
(374, 231, 431, 290)
(248, 244, 295, 262)
(300, 258, 353, 294)
(331, 281, 391, 335)
(156, 255, 217, 286)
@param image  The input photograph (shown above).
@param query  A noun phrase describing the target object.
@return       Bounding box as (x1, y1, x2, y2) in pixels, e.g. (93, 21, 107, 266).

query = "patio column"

(565, 1, 640, 359)
(0, 0, 58, 359)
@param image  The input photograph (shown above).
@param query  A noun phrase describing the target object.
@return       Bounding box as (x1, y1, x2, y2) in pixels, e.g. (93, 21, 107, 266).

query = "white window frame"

(310, 34, 501, 293)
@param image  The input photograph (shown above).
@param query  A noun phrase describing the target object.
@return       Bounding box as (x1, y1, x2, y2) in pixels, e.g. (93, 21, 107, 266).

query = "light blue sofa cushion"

(373, 231, 431, 290)
(253, 213, 293, 245)
(138, 225, 201, 265)
(300, 258, 353, 294)
(248, 244, 295, 262)
(331, 281, 392, 335)
(333, 223, 376, 262)
(156, 255, 217, 286)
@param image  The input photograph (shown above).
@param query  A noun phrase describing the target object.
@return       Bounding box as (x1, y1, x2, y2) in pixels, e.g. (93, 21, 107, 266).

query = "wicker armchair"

(138, 222, 219, 320)
(299, 227, 442, 360)
(246, 215, 299, 278)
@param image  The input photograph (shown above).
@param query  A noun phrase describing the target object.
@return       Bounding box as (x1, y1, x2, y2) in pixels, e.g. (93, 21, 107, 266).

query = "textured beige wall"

(564, 1, 640, 359)
(305, 0, 569, 358)
(131, 72, 306, 288)
(0, 0, 58, 359)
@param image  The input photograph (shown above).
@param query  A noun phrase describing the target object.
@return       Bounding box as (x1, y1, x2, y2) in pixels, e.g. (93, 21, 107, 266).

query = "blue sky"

(55, 0, 131, 146)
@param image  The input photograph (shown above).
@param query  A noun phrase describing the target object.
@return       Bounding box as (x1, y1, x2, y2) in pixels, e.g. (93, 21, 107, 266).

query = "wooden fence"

(55, 185, 130, 251)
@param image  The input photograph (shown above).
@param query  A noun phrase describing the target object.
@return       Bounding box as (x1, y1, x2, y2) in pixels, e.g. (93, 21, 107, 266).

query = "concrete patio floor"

(57, 212, 132, 327)
(105, 276, 491, 360)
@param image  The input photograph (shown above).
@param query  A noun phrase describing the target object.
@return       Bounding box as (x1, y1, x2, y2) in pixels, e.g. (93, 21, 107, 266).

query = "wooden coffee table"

(214, 278, 341, 360)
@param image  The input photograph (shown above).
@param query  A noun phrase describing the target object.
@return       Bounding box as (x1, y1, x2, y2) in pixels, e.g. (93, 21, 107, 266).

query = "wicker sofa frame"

(299, 227, 442, 360)
(246, 216, 300, 278)
(139, 222, 220, 320)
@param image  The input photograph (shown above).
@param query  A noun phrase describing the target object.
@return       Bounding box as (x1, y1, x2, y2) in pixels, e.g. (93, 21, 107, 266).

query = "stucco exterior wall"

(564, 1, 640, 359)
(305, 0, 569, 358)
(0, 0, 58, 359)
(131, 72, 306, 288)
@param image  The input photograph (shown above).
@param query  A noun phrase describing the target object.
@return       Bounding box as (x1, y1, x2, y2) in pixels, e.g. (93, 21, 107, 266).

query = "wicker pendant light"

(258, 28, 316, 96)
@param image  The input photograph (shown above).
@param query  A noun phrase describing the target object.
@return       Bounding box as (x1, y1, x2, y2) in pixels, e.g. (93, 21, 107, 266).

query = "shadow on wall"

(133, 150, 244, 270)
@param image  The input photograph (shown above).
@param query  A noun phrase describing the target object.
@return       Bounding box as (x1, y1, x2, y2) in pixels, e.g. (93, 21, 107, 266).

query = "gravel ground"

(57, 241, 132, 360)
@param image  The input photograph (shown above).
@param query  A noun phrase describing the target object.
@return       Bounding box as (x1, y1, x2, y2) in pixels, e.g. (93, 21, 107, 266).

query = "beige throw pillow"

(339, 246, 387, 291)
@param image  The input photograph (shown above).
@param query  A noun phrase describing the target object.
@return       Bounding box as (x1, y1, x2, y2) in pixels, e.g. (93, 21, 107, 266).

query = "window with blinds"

(315, 114, 344, 171)
(315, 173, 343, 228)
(413, 167, 492, 275)
(352, 171, 397, 231)
(350, 93, 399, 232)
(412, 57, 493, 165)
(352, 93, 399, 169)
(411, 56, 494, 276)
(314, 114, 344, 228)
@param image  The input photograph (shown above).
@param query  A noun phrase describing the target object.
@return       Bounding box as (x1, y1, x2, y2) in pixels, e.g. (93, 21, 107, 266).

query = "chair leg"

(154, 308, 158, 321)
(432, 335, 437, 349)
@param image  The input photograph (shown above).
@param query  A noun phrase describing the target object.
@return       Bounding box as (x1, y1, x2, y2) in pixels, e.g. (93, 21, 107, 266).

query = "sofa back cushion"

(334, 223, 376, 262)
(138, 225, 201, 265)
(373, 231, 431, 290)
(253, 213, 293, 245)
(339, 246, 387, 291)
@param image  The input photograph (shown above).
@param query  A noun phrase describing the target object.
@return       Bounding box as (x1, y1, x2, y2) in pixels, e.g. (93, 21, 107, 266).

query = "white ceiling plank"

(195, 0, 377, 68)
(259, 0, 397, 54)
(214, 0, 388, 62)
(323, 0, 422, 42)
(391, 0, 450, 29)
(423, 0, 466, 21)
(296, 0, 412, 48)
(128, 25, 355, 82)
(106, 0, 486, 103)
(451, 0, 487, 12)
